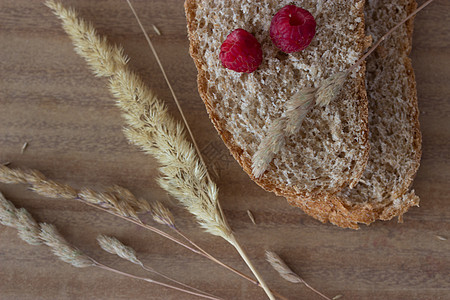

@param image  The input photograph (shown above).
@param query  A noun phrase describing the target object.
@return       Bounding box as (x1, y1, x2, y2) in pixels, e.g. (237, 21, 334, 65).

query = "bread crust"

(287, 190, 420, 229)
(185, 0, 370, 200)
(288, 0, 422, 229)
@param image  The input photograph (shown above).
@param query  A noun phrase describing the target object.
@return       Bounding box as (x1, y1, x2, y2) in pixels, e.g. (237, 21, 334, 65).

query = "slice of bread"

(185, 1, 370, 198)
(288, 0, 422, 229)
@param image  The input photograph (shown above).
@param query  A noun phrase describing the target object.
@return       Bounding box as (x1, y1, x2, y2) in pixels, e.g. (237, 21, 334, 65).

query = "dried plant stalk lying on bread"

(185, 0, 370, 199)
(288, 0, 423, 229)
(252, 71, 349, 178)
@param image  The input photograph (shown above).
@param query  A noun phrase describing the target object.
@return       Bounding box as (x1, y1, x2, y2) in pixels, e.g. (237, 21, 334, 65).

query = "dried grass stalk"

(40, 223, 96, 268)
(0, 165, 76, 199)
(247, 210, 256, 225)
(266, 251, 331, 300)
(97, 233, 218, 298)
(120, 97, 232, 239)
(45, 0, 231, 240)
(45, 1, 128, 77)
(252, 72, 348, 178)
(97, 234, 141, 265)
(0, 165, 151, 219)
(0, 192, 19, 227)
(46, 1, 275, 297)
(151, 201, 175, 228)
(285, 87, 316, 135)
(21, 142, 29, 154)
(0, 165, 222, 261)
(30, 179, 78, 199)
(15, 208, 43, 245)
(78, 188, 138, 219)
(1, 165, 265, 294)
(265, 250, 303, 284)
(252, 87, 315, 177)
(152, 24, 161, 36)
(0, 165, 41, 184)
(0, 193, 41, 245)
(109, 185, 151, 213)
(1, 194, 93, 266)
(436, 235, 447, 241)
(315, 72, 348, 107)
(125, 0, 212, 191)
(252, 117, 287, 178)
(0, 196, 221, 300)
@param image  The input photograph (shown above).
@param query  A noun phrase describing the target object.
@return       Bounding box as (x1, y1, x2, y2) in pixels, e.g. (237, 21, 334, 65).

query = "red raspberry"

(220, 29, 263, 73)
(270, 5, 316, 53)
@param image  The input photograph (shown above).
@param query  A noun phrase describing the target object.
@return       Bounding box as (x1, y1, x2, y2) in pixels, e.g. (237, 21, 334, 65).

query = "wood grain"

(0, 0, 449, 299)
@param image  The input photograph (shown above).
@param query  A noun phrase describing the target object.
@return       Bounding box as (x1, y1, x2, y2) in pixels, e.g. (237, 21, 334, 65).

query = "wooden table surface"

(1, 1, 449, 299)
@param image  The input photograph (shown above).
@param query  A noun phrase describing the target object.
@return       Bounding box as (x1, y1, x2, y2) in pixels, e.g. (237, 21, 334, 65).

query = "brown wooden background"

(1, 1, 449, 299)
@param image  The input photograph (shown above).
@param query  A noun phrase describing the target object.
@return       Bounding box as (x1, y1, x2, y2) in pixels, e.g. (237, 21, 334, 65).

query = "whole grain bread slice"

(185, 0, 370, 199)
(288, 0, 422, 229)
